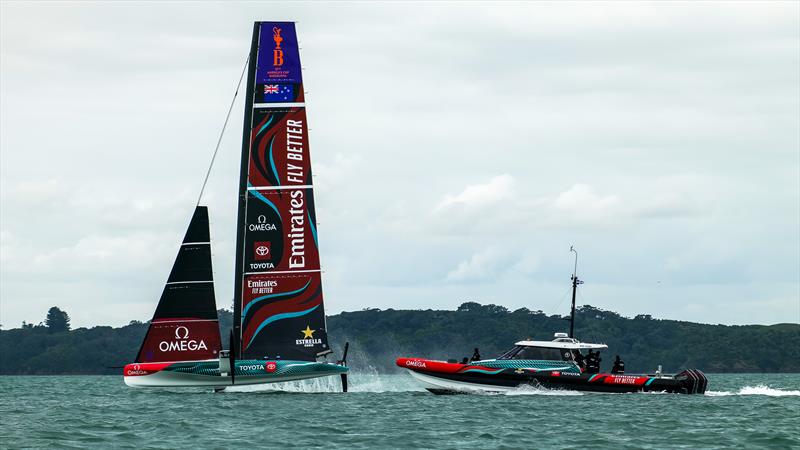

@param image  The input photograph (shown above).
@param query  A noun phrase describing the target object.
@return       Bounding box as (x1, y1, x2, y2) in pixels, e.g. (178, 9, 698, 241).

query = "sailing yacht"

(124, 21, 349, 389)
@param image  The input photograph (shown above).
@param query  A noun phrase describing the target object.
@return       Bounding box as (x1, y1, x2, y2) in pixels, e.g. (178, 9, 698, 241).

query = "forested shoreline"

(1, 303, 798, 374)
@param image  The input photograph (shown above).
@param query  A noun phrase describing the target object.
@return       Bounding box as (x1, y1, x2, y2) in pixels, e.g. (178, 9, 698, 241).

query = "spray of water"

(705, 385, 800, 397)
(504, 384, 584, 396)
(223, 370, 423, 393)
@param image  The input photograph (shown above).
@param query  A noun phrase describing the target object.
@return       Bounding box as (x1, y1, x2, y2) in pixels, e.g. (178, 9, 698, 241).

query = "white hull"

(125, 370, 341, 388)
(408, 370, 518, 393)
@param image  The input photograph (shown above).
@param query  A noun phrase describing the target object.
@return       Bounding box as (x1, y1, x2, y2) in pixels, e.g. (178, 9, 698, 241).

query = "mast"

(569, 245, 582, 338)
(232, 23, 261, 358)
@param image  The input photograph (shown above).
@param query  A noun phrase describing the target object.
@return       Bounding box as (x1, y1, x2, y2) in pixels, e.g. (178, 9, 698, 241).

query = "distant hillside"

(1, 303, 798, 375)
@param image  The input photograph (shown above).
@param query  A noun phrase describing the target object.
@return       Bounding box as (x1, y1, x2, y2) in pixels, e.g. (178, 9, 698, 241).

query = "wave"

(705, 385, 800, 397)
(222, 377, 800, 397)
(504, 385, 583, 396)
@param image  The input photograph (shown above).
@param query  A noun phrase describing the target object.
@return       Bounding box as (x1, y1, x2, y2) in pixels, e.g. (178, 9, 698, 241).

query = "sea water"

(1, 373, 798, 449)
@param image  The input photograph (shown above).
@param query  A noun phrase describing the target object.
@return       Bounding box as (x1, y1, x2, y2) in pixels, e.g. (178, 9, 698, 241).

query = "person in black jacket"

(585, 350, 596, 373)
(611, 355, 625, 374)
(471, 348, 481, 362)
(573, 350, 585, 371)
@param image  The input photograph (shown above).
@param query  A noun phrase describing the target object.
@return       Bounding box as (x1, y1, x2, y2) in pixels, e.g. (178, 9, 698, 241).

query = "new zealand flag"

(262, 84, 294, 102)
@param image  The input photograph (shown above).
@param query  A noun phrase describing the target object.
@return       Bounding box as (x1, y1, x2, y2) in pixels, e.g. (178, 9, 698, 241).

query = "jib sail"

(233, 22, 331, 361)
(136, 206, 221, 363)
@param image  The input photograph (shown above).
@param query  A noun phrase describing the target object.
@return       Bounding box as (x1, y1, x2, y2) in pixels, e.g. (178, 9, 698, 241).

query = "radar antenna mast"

(569, 245, 583, 338)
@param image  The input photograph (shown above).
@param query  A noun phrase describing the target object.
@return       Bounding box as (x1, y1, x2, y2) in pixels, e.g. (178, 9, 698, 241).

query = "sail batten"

(233, 22, 330, 361)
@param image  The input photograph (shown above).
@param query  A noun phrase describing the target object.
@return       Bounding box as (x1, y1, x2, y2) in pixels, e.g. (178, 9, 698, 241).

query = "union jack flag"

(264, 85, 279, 94)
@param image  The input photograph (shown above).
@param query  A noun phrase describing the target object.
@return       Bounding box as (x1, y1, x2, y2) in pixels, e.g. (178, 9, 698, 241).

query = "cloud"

(314, 153, 362, 191)
(548, 183, 623, 228)
(553, 183, 620, 213)
(436, 174, 516, 211)
(445, 248, 506, 282)
(444, 248, 542, 284)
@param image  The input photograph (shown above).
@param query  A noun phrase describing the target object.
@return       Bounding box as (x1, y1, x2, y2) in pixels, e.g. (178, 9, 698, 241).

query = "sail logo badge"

(273, 27, 284, 66)
(254, 241, 272, 261)
(248, 215, 276, 232)
(125, 363, 148, 376)
(175, 326, 189, 339)
(247, 278, 277, 295)
(296, 325, 322, 347)
(158, 326, 208, 353)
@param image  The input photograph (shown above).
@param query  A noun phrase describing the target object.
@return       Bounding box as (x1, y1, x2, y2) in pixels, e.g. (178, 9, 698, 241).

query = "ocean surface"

(1, 373, 798, 449)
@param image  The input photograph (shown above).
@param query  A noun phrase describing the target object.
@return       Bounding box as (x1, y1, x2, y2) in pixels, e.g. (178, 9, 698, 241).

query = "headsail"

(234, 22, 331, 361)
(136, 206, 221, 363)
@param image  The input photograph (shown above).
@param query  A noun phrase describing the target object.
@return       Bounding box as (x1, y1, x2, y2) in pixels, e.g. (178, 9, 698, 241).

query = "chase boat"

(397, 333, 707, 395)
(397, 247, 708, 395)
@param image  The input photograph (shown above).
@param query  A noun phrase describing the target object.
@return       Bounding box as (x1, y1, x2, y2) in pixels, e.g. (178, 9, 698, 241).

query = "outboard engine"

(676, 369, 708, 394)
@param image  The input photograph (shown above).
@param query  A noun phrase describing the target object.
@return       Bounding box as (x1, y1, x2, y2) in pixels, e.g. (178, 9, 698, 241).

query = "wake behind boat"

(124, 21, 349, 390)
(397, 248, 708, 395)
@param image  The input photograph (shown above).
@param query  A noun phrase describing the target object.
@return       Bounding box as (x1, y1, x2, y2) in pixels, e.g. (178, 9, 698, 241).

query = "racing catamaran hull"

(397, 358, 708, 395)
(124, 360, 347, 388)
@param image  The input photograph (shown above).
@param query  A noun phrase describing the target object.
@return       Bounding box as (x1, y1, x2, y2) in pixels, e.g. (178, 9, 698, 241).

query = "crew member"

(585, 350, 595, 373)
(586, 350, 599, 374)
(471, 348, 481, 362)
(611, 355, 625, 374)
(573, 350, 585, 371)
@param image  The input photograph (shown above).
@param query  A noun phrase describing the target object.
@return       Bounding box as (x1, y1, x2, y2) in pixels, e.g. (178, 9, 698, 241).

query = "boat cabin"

(496, 333, 608, 362)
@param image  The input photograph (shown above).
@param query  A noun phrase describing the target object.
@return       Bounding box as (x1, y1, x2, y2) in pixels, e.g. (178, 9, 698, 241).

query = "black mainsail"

(233, 22, 331, 361)
(136, 206, 221, 363)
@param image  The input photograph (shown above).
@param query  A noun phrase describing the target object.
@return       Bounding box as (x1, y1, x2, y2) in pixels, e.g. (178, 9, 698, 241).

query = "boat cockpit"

(496, 333, 608, 362)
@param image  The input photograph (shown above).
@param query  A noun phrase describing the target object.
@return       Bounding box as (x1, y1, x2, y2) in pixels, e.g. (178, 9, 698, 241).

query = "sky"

(1, 1, 798, 328)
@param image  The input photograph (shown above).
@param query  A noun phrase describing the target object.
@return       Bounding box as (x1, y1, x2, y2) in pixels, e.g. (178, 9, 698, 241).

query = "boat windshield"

(498, 346, 568, 361)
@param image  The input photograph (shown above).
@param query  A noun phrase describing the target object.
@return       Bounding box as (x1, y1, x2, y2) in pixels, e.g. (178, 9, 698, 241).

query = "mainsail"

(136, 206, 221, 363)
(234, 22, 331, 361)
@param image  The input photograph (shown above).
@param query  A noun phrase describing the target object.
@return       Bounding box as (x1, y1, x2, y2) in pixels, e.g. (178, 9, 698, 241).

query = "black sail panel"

(166, 245, 213, 283)
(182, 205, 211, 243)
(136, 206, 221, 363)
(234, 22, 331, 361)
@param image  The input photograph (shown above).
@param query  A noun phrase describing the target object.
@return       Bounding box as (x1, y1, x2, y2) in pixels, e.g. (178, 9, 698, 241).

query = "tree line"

(1, 303, 797, 375)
